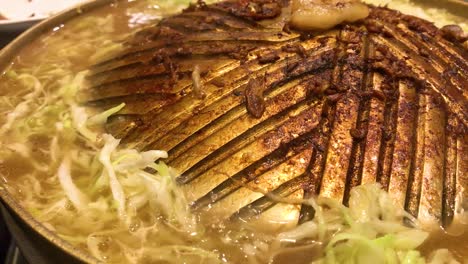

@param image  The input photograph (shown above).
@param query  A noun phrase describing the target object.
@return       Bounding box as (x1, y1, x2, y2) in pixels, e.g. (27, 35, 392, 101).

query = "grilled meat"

(82, 0, 468, 227)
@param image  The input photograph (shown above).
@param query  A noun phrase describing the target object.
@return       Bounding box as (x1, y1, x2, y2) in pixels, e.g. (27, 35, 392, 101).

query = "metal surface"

(87, 1, 468, 228)
(0, 0, 466, 264)
(0, 208, 11, 263)
(5, 242, 29, 264)
(0, 203, 84, 264)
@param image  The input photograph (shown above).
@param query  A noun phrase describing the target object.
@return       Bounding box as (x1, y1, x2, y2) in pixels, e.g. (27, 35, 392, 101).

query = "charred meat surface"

(83, 0, 468, 227)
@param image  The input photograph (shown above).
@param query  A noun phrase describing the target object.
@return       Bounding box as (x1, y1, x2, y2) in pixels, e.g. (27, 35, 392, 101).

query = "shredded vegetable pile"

(0, 1, 464, 264)
(274, 184, 460, 264)
(1, 67, 216, 262)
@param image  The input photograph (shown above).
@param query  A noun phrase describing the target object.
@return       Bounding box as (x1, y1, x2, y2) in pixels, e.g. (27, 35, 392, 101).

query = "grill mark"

(177, 8, 264, 29)
(91, 39, 290, 74)
(101, 57, 245, 136)
(343, 30, 372, 205)
(405, 96, 427, 220)
(114, 54, 271, 147)
(83, 60, 235, 103)
(297, 103, 337, 223)
(442, 114, 463, 227)
(165, 77, 308, 161)
(432, 36, 468, 70)
(191, 136, 314, 211)
(92, 37, 332, 145)
(180, 102, 323, 201)
(90, 61, 141, 79)
(129, 46, 335, 150)
(93, 31, 298, 71)
(319, 26, 364, 202)
(176, 99, 323, 185)
(441, 117, 454, 228)
(154, 36, 336, 153)
(159, 30, 297, 48)
(109, 53, 267, 118)
(374, 21, 467, 98)
(85, 93, 177, 115)
(89, 53, 238, 84)
(90, 51, 239, 83)
(298, 100, 340, 223)
(417, 94, 446, 222)
(229, 174, 309, 221)
(400, 27, 467, 77)
(360, 72, 385, 184)
(84, 73, 179, 93)
(159, 16, 235, 33)
(387, 80, 419, 209)
(164, 73, 327, 163)
(90, 47, 253, 80)
(81, 79, 184, 104)
(375, 78, 399, 190)
(115, 40, 334, 147)
(319, 97, 360, 201)
(372, 7, 467, 69)
(165, 103, 246, 163)
(374, 36, 467, 126)
(454, 133, 468, 223)
(404, 93, 452, 224)
(88, 53, 240, 87)
(89, 63, 177, 87)
(298, 28, 345, 223)
(405, 92, 425, 218)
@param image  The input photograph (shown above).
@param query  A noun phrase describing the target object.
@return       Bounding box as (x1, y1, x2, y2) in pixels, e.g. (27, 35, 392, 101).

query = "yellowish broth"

(0, 0, 466, 263)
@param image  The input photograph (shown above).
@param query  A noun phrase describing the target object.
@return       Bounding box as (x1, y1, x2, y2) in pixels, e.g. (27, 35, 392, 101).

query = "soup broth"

(0, 0, 466, 263)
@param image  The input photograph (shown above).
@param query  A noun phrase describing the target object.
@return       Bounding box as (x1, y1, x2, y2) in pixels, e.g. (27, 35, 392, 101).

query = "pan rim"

(0, 0, 466, 263)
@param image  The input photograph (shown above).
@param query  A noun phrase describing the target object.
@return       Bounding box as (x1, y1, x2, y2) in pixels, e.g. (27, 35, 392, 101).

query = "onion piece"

(99, 134, 126, 218)
(290, 0, 369, 30)
(191, 65, 206, 99)
(58, 156, 89, 210)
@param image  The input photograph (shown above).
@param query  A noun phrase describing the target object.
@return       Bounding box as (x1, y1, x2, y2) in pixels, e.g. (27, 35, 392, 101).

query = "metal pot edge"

(0, 0, 466, 263)
(0, 1, 116, 263)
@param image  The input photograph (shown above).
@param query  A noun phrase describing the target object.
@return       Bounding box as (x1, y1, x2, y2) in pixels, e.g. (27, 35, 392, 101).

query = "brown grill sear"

(82, 1, 468, 227)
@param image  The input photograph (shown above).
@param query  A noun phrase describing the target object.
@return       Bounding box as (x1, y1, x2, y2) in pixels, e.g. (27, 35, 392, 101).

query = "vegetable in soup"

(0, 0, 466, 263)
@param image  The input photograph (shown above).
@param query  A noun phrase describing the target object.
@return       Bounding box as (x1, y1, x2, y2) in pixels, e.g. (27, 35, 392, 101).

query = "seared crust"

(82, 1, 468, 226)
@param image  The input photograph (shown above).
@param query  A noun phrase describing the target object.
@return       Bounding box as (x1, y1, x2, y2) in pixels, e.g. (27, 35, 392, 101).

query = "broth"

(0, 0, 466, 263)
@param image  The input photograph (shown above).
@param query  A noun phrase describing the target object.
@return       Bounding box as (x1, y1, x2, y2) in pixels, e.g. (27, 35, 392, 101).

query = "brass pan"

(0, 0, 467, 263)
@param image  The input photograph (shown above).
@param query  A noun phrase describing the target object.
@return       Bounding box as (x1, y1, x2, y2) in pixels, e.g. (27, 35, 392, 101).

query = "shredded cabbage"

(98, 134, 127, 218)
(274, 184, 460, 264)
(2, 65, 209, 263)
(87, 103, 125, 127)
(57, 155, 89, 211)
